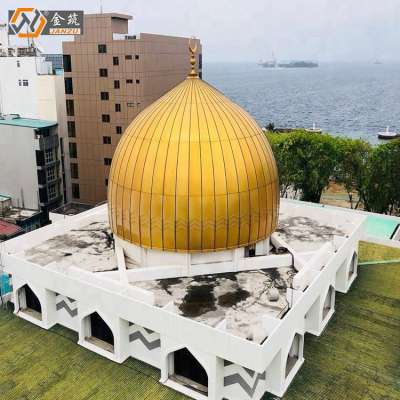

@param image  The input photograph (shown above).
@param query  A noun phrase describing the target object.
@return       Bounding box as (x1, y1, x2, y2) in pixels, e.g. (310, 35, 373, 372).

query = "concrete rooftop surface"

(134, 267, 295, 343)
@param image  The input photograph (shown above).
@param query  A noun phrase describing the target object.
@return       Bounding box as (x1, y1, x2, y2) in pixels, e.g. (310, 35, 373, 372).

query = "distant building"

(0, 219, 23, 242)
(0, 24, 71, 203)
(42, 54, 64, 73)
(0, 116, 63, 222)
(62, 13, 202, 205)
(0, 194, 44, 233)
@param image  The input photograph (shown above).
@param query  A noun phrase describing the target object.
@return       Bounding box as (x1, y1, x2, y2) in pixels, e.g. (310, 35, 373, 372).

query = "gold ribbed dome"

(108, 56, 279, 252)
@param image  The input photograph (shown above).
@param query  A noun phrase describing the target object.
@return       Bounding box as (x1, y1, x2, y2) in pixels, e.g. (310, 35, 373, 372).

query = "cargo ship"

(259, 59, 318, 68)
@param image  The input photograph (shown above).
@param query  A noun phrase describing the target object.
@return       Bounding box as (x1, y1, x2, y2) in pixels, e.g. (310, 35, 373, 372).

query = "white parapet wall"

(0, 200, 367, 400)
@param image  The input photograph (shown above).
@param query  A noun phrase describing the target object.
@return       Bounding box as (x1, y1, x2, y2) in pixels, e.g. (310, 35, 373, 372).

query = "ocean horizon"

(203, 61, 400, 144)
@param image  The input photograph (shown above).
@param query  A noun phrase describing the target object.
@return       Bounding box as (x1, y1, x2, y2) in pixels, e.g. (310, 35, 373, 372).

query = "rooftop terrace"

(9, 200, 364, 344)
(1, 242, 398, 400)
(20, 218, 116, 272)
(135, 267, 295, 343)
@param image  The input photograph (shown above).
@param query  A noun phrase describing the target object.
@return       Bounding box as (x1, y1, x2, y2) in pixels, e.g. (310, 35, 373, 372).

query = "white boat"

(306, 123, 322, 133)
(377, 126, 399, 140)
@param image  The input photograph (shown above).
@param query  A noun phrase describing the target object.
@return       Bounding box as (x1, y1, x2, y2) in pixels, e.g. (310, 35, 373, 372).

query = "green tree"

(336, 138, 371, 209)
(364, 140, 400, 214)
(267, 132, 297, 197)
(268, 131, 338, 202)
(265, 122, 275, 132)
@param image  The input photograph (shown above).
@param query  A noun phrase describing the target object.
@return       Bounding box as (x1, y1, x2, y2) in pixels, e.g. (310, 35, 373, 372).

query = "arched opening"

(18, 284, 42, 320)
(285, 334, 302, 378)
(170, 348, 208, 394)
(85, 312, 114, 353)
(348, 252, 357, 279)
(323, 286, 335, 320)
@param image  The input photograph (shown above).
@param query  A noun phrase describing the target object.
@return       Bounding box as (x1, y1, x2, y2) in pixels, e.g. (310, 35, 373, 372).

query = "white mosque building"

(1, 46, 369, 400)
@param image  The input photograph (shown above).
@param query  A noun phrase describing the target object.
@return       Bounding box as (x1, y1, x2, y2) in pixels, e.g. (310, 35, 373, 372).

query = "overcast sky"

(2, 0, 400, 62)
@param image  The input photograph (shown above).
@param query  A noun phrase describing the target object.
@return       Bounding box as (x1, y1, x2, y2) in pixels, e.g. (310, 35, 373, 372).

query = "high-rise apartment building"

(62, 13, 202, 205)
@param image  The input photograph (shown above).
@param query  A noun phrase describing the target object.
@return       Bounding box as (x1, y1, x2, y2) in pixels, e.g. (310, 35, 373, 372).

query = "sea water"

(204, 62, 400, 144)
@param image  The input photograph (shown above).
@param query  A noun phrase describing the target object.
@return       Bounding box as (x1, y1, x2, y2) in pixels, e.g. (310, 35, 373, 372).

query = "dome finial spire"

(188, 37, 198, 77)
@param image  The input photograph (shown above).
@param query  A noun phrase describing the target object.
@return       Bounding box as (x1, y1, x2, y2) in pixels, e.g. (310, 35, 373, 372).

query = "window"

(66, 99, 74, 116)
(98, 44, 107, 53)
(116, 126, 122, 134)
(103, 136, 111, 144)
(39, 187, 48, 203)
(113, 56, 119, 66)
(104, 158, 112, 165)
(114, 80, 120, 89)
(69, 142, 77, 158)
(22, 79, 29, 86)
(136, 79, 140, 84)
(48, 184, 57, 200)
(72, 183, 80, 199)
(127, 102, 135, 107)
(47, 166, 56, 181)
(99, 68, 108, 77)
(63, 54, 72, 72)
(18, 79, 22, 86)
(45, 149, 54, 164)
(37, 169, 46, 185)
(67, 121, 76, 137)
(36, 150, 45, 167)
(100, 91, 109, 100)
(125, 55, 132, 60)
(105, 178, 108, 186)
(102, 114, 110, 123)
(115, 103, 121, 112)
(17, 60, 20, 67)
(70, 163, 79, 179)
(126, 79, 133, 84)
(135, 54, 139, 60)
(64, 77, 73, 94)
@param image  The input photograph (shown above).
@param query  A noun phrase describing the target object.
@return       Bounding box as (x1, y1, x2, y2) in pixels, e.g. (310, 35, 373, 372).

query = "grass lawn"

(359, 240, 400, 263)
(0, 244, 399, 400)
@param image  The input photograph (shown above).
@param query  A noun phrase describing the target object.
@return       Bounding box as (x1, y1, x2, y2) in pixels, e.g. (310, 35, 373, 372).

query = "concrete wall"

(0, 56, 57, 120)
(37, 75, 59, 120)
(0, 124, 39, 209)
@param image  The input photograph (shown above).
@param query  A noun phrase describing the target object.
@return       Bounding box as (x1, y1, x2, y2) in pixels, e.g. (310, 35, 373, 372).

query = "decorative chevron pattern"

(223, 360, 266, 398)
(128, 322, 161, 350)
(55, 294, 78, 317)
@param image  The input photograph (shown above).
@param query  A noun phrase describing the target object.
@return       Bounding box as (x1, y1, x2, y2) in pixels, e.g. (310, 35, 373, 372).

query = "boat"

(377, 126, 399, 140)
(277, 60, 318, 68)
(259, 53, 277, 68)
(259, 60, 277, 68)
(306, 123, 322, 133)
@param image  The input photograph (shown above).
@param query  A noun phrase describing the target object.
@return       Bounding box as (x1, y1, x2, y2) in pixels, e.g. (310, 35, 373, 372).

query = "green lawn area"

(0, 242, 399, 400)
(359, 240, 400, 263)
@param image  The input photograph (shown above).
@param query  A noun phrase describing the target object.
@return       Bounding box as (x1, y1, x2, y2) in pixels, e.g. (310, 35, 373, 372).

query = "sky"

(1, 0, 400, 62)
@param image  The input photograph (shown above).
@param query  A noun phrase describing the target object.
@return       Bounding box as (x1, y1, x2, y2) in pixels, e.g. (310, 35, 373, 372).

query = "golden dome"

(108, 54, 279, 253)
